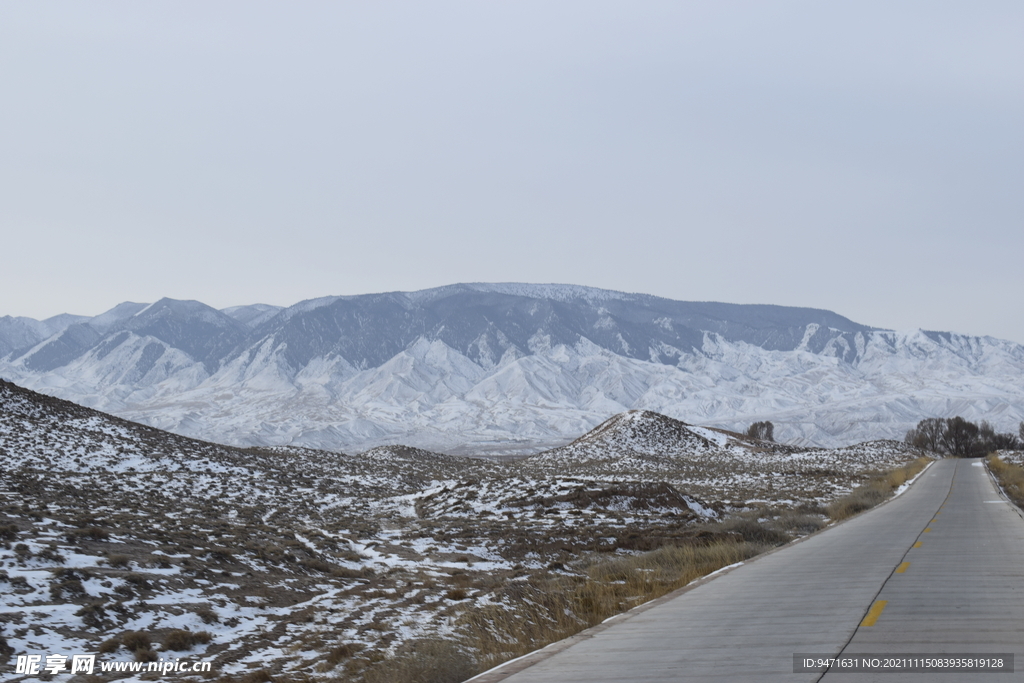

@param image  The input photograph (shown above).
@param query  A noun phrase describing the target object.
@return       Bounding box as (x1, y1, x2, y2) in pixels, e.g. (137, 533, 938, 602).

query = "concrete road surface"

(471, 458, 1024, 682)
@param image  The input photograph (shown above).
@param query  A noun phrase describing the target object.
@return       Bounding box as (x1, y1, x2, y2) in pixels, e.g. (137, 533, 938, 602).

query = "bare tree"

(908, 416, 1019, 456)
(940, 416, 980, 457)
(746, 421, 774, 442)
(905, 418, 944, 452)
(979, 420, 1022, 451)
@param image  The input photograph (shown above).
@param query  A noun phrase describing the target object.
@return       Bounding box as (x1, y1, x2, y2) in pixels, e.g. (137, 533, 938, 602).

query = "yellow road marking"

(913, 541, 923, 548)
(861, 600, 888, 627)
(923, 527, 931, 533)
(895, 562, 910, 574)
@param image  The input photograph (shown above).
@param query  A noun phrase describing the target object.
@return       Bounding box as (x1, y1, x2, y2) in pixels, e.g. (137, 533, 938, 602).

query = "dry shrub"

(362, 639, 474, 683)
(0, 633, 13, 664)
(124, 573, 151, 589)
(445, 587, 468, 601)
(577, 541, 763, 621)
(75, 603, 107, 628)
(195, 605, 220, 624)
(164, 629, 213, 651)
(49, 567, 92, 600)
(78, 527, 110, 541)
(826, 488, 887, 520)
(987, 455, 1024, 507)
(97, 637, 120, 654)
(324, 643, 363, 669)
(459, 540, 765, 671)
(299, 558, 333, 573)
(240, 670, 273, 683)
(715, 514, 792, 545)
(107, 554, 131, 568)
(210, 549, 234, 563)
(38, 547, 65, 563)
(121, 631, 151, 653)
(775, 511, 826, 534)
(331, 566, 374, 580)
(827, 457, 930, 521)
(135, 648, 158, 663)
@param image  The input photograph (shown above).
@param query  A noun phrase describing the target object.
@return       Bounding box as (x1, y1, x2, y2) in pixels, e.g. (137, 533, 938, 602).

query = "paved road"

(472, 459, 1024, 682)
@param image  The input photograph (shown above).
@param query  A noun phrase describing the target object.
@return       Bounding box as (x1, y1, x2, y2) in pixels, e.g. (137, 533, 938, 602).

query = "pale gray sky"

(2, 2, 1022, 341)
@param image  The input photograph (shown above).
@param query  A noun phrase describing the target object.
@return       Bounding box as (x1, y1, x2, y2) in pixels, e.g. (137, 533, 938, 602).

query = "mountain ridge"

(2, 283, 1022, 452)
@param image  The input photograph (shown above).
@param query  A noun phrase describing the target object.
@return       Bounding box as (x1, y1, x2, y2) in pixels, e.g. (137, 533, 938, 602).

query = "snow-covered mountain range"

(2, 283, 1023, 452)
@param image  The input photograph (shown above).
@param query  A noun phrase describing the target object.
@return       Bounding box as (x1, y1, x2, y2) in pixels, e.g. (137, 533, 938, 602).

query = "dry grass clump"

(460, 539, 765, 672)
(106, 553, 131, 568)
(362, 638, 475, 683)
(75, 602, 108, 628)
(714, 513, 792, 545)
(444, 587, 468, 601)
(0, 632, 13, 663)
(97, 637, 121, 654)
(331, 566, 375, 580)
(583, 541, 764, 606)
(195, 605, 220, 624)
(123, 572, 151, 588)
(323, 643, 363, 669)
(352, 540, 765, 682)
(49, 567, 91, 601)
(987, 455, 1024, 508)
(66, 526, 110, 542)
(37, 546, 65, 563)
(299, 557, 334, 573)
(827, 457, 931, 521)
(121, 631, 151, 651)
(119, 630, 156, 661)
(164, 629, 213, 651)
(774, 511, 826, 535)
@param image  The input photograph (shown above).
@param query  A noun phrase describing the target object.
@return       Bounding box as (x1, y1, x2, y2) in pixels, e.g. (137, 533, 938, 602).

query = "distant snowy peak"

(89, 301, 150, 333)
(0, 313, 91, 357)
(406, 282, 645, 305)
(2, 284, 1024, 452)
(0, 316, 51, 357)
(128, 297, 241, 328)
(0, 285, 885, 376)
(220, 303, 284, 329)
(236, 284, 882, 374)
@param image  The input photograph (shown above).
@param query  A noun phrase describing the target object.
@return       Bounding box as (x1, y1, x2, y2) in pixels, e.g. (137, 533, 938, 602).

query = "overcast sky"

(2, 2, 1022, 341)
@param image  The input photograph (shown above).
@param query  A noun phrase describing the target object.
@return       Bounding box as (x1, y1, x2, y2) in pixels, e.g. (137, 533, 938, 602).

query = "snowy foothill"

(0, 378, 933, 682)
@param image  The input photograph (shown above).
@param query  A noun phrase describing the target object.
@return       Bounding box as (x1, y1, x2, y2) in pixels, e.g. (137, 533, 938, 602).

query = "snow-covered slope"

(532, 410, 723, 469)
(2, 369, 929, 680)
(518, 409, 925, 505)
(2, 284, 1023, 452)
